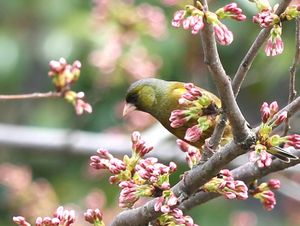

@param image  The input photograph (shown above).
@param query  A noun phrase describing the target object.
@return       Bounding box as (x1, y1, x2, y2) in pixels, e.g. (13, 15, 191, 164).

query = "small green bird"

(123, 78, 230, 148)
(123, 78, 297, 162)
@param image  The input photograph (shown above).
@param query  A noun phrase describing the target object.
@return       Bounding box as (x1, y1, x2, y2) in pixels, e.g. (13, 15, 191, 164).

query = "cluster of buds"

(249, 145, 272, 168)
(118, 180, 154, 208)
(48, 58, 92, 115)
(171, 1, 246, 45)
(154, 190, 178, 213)
(136, 157, 177, 189)
(48, 58, 81, 91)
(172, 6, 205, 35)
(13, 206, 76, 226)
(249, 179, 280, 211)
(169, 83, 220, 144)
(253, 10, 278, 28)
(215, 3, 247, 21)
(264, 25, 284, 56)
(64, 91, 92, 115)
(203, 169, 248, 200)
(177, 139, 202, 168)
(251, 101, 298, 167)
(84, 208, 104, 226)
(90, 131, 177, 208)
(131, 131, 154, 158)
(156, 208, 198, 226)
(251, 0, 300, 56)
(90, 148, 127, 183)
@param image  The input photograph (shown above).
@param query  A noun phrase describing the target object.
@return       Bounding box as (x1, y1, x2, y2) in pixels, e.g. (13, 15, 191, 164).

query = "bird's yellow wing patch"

(171, 87, 186, 99)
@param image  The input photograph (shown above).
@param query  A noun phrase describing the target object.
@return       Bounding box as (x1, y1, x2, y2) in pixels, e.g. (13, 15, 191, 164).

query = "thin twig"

(0, 92, 61, 100)
(232, 0, 293, 96)
(284, 17, 300, 135)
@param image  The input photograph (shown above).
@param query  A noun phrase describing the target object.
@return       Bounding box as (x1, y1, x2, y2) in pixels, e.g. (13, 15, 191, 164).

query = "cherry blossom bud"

(287, 134, 300, 149)
(257, 150, 272, 168)
(269, 101, 279, 113)
(253, 189, 276, 211)
(274, 111, 287, 125)
(97, 148, 112, 159)
(177, 139, 202, 168)
(184, 125, 202, 142)
(84, 208, 103, 224)
(217, 3, 247, 21)
(260, 102, 270, 123)
(154, 191, 178, 213)
(172, 10, 185, 27)
(253, 10, 275, 28)
(220, 169, 233, 179)
(204, 169, 248, 200)
(13, 216, 31, 226)
(109, 158, 126, 174)
(268, 179, 280, 189)
(169, 162, 177, 172)
(74, 98, 93, 115)
(265, 36, 284, 56)
(169, 110, 188, 128)
(183, 83, 202, 99)
(213, 23, 233, 46)
(265, 25, 284, 57)
(131, 131, 153, 157)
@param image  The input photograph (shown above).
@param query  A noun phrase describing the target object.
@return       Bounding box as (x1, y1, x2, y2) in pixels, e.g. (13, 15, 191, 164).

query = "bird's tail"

(268, 146, 298, 163)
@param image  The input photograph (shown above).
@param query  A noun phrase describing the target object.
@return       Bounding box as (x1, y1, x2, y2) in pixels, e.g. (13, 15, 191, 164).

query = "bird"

(123, 78, 297, 162)
(123, 78, 230, 148)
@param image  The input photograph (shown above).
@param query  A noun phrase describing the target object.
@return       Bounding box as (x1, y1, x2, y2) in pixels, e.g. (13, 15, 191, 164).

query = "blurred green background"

(0, 0, 300, 225)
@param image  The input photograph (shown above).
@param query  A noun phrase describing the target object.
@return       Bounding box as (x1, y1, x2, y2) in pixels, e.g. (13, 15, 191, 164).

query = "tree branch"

(199, 0, 255, 146)
(0, 92, 61, 100)
(180, 148, 300, 211)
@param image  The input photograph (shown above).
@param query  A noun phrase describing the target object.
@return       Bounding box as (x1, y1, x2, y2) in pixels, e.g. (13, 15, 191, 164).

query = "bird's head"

(123, 78, 165, 116)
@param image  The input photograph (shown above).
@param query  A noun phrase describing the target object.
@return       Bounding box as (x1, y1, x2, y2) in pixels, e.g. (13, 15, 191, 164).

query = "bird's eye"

(126, 92, 139, 104)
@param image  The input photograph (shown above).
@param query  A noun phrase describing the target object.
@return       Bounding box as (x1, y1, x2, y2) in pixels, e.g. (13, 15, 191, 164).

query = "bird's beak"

(123, 103, 137, 117)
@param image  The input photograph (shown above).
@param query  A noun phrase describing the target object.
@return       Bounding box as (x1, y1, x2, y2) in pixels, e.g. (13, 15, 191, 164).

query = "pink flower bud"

(161, 205, 170, 213)
(260, 102, 270, 123)
(169, 110, 187, 128)
(184, 125, 202, 142)
(172, 10, 185, 27)
(253, 10, 275, 28)
(269, 101, 279, 113)
(268, 179, 280, 189)
(275, 111, 287, 125)
(13, 216, 31, 226)
(224, 3, 238, 12)
(287, 134, 300, 149)
(257, 150, 272, 168)
(84, 208, 103, 224)
(72, 60, 81, 69)
(213, 23, 233, 46)
(220, 169, 233, 178)
(265, 36, 284, 57)
(169, 162, 177, 172)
